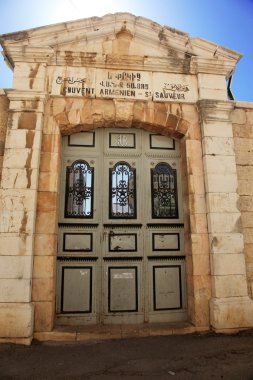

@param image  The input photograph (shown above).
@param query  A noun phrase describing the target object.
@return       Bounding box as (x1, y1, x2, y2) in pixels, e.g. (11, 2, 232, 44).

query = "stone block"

(206, 193, 239, 213)
(33, 256, 56, 279)
(192, 254, 210, 275)
(231, 109, 247, 124)
(189, 194, 207, 214)
(202, 121, 233, 138)
(0, 233, 33, 255)
(0, 279, 31, 302)
(0, 303, 34, 338)
(35, 211, 57, 234)
(186, 140, 203, 175)
(244, 243, 253, 259)
(210, 233, 244, 254)
(38, 172, 58, 192)
(190, 213, 208, 234)
(0, 256, 33, 279)
(5, 130, 41, 150)
(199, 88, 227, 100)
(1, 168, 38, 189)
(40, 152, 60, 172)
(198, 74, 227, 90)
(211, 253, 246, 276)
(233, 124, 253, 138)
(210, 296, 253, 330)
(204, 173, 238, 193)
(237, 166, 253, 180)
(182, 104, 199, 123)
(234, 137, 253, 152)
(0, 209, 35, 234)
(203, 155, 236, 174)
(0, 189, 37, 211)
(238, 180, 253, 196)
(212, 275, 248, 298)
(207, 212, 242, 234)
(34, 301, 54, 332)
(34, 233, 57, 256)
(190, 233, 209, 255)
(32, 278, 55, 301)
(3, 148, 40, 169)
(242, 228, 253, 244)
(240, 196, 253, 211)
(192, 293, 211, 327)
(41, 133, 61, 153)
(241, 212, 253, 228)
(37, 192, 58, 213)
(186, 122, 201, 141)
(235, 151, 253, 166)
(246, 110, 253, 125)
(188, 174, 205, 195)
(202, 136, 235, 156)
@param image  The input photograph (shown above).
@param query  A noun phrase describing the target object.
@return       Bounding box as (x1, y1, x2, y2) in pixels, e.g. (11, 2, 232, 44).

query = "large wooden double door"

(56, 128, 187, 325)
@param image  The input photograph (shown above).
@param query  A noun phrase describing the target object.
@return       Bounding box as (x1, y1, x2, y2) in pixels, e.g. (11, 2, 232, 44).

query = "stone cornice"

(2, 46, 54, 68)
(192, 57, 236, 78)
(197, 99, 235, 122)
(0, 13, 241, 70)
(4, 89, 48, 112)
(52, 52, 235, 77)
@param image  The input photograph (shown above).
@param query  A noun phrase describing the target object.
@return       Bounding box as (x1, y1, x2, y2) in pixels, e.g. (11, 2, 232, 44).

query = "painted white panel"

(63, 267, 91, 312)
(153, 266, 181, 310)
(153, 233, 179, 251)
(69, 132, 95, 147)
(109, 267, 137, 312)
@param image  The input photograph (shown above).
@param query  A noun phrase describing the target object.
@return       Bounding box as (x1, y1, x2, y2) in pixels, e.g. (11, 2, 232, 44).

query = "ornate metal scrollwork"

(65, 160, 94, 218)
(151, 162, 178, 218)
(110, 162, 136, 218)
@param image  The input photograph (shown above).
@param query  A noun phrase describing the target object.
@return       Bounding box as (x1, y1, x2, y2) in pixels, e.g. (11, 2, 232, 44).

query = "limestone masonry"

(0, 13, 253, 344)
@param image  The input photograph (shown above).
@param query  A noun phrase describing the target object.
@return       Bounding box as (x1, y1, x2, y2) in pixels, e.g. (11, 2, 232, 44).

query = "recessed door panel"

(56, 128, 187, 325)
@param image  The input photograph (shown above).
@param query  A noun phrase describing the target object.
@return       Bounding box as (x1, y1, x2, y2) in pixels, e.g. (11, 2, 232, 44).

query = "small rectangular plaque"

(152, 233, 180, 251)
(109, 233, 137, 252)
(63, 233, 93, 252)
(68, 132, 95, 147)
(150, 134, 175, 150)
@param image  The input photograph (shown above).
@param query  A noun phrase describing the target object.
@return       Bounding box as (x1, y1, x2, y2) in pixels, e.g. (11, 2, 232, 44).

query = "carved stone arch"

(53, 98, 190, 139)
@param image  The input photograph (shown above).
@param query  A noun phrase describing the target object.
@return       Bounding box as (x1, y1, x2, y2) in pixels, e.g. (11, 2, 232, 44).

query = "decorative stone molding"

(5, 90, 48, 112)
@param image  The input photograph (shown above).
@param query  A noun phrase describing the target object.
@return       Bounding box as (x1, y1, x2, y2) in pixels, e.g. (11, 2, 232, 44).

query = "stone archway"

(32, 97, 211, 337)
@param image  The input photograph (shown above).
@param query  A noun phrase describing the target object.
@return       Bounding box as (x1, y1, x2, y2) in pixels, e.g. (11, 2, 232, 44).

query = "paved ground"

(1, 330, 253, 379)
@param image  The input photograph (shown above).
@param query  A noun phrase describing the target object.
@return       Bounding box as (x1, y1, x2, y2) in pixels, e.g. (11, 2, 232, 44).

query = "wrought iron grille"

(109, 162, 136, 218)
(151, 162, 178, 218)
(65, 160, 94, 218)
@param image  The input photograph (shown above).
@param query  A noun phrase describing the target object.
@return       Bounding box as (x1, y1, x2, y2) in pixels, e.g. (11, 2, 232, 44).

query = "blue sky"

(0, 0, 252, 101)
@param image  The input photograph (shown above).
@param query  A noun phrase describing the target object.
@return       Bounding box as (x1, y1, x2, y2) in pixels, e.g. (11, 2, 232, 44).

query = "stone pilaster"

(198, 99, 253, 331)
(0, 91, 47, 343)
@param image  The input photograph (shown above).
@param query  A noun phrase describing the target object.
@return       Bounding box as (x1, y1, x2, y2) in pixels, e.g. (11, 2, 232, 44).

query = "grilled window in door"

(65, 160, 94, 218)
(109, 161, 136, 218)
(151, 162, 178, 218)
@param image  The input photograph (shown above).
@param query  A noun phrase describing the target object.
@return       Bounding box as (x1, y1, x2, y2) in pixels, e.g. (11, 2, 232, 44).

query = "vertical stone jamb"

(0, 90, 47, 343)
(198, 99, 253, 331)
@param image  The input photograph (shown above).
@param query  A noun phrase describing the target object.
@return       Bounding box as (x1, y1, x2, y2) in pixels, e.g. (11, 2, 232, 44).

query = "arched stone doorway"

(32, 98, 211, 334)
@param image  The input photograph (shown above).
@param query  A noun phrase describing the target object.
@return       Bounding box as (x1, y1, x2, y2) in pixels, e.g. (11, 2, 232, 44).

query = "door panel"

(56, 128, 187, 325)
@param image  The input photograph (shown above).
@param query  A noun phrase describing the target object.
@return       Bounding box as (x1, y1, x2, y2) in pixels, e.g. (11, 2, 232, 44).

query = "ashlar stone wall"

(0, 91, 9, 183)
(232, 104, 253, 298)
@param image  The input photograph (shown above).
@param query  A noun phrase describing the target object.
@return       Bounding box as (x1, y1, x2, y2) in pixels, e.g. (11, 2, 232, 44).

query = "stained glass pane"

(110, 162, 136, 218)
(65, 160, 94, 218)
(151, 163, 178, 218)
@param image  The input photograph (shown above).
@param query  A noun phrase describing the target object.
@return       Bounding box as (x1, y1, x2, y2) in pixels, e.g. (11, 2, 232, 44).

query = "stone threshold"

(34, 323, 209, 342)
